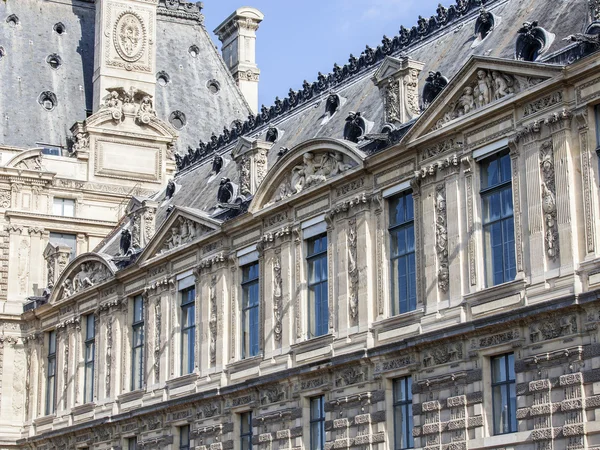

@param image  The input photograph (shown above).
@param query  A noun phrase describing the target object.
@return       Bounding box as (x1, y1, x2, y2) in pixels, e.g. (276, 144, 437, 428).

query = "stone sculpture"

(422, 71, 449, 109)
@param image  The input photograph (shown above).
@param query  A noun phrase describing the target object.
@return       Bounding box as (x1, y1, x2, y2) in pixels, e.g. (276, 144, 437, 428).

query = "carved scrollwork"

(348, 218, 359, 324)
(209, 275, 217, 365)
(273, 255, 283, 343)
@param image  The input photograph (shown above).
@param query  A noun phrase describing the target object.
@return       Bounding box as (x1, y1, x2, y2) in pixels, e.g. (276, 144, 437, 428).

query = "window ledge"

(117, 389, 145, 404)
(464, 278, 526, 317)
(71, 402, 95, 416)
(373, 308, 424, 330)
(227, 354, 263, 373)
(32, 414, 55, 427)
(165, 372, 199, 389)
(292, 333, 334, 351)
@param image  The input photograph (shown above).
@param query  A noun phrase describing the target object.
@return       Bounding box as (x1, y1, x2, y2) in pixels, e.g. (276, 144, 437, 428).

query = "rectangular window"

(240, 412, 253, 450)
(310, 396, 326, 450)
(83, 314, 95, 403)
(242, 262, 260, 359)
(393, 377, 413, 450)
(45, 330, 57, 415)
(179, 424, 191, 450)
(181, 286, 195, 375)
(480, 151, 516, 287)
(127, 437, 138, 450)
(492, 353, 517, 435)
(52, 197, 75, 217)
(389, 192, 416, 315)
(131, 295, 144, 390)
(49, 232, 77, 260)
(307, 234, 328, 338)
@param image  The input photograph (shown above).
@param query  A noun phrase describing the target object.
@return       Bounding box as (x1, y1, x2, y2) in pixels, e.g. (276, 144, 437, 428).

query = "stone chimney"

(44, 243, 72, 289)
(372, 56, 425, 125)
(214, 7, 264, 114)
(232, 137, 272, 197)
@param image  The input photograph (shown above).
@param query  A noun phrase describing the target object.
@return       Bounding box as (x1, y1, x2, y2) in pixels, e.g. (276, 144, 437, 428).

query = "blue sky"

(203, 0, 443, 108)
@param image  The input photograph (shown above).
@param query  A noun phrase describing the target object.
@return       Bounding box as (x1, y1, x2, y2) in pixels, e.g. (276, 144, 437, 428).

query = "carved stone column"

(232, 137, 273, 197)
(371, 56, 425, 125)
(461, 157, 477, 289)
(546, 111, 577, 272)
(574, 109, 595, 258)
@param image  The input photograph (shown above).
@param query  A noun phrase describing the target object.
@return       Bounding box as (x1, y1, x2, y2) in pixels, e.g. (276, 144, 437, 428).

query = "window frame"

(179, 424, 191, 450)
(309, 395, 326, 450)
(83, 314, 95, 404)
(240, 411, 253, 450)
(306, 234, 328, 338)
(131, 294, 145, 390)
(392, 376, 414, 450)
(388, 190, 417, 316)
(491, 353, 517, 435)
(45, 330, 57, 415)
(52, 197, 75, 217)
(479, 150, 516, 287)
(241, 262, 260, 359)
(180, 285, 196, 375)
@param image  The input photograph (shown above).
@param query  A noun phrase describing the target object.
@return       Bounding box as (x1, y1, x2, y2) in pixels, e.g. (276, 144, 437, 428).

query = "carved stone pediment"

(250, 138, 365, 212)
(6, 149, 45, 171)
(50, 256, 116, 303)
(402, 57, 563, 143)
(136, 208, 221, 261)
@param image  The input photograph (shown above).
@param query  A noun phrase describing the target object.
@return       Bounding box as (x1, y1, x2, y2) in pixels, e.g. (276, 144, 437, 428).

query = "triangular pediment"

(404, 56, 563, 143)
(139, 207, 222, 262)
(372, 56, 411, 85)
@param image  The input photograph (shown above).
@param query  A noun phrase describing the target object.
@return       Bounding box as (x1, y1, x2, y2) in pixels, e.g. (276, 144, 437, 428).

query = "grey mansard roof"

(0, 0, 250, 151)
(97, 0, 591, 260)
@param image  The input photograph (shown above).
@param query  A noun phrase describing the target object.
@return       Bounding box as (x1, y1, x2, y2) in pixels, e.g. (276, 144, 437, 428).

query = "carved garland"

(539, 140, 559, 261)
(273, 255, 283, 343)
(348, 218, 359, 324)
(209, 275, 217, 365)
(435, 184, 449, 293)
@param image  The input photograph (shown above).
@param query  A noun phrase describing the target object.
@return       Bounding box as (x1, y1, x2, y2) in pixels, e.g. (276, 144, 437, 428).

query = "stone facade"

(1, 0, 600, 450)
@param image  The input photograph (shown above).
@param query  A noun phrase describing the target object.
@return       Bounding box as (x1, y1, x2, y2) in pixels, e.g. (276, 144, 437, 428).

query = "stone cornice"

(5, 210, 117, 229)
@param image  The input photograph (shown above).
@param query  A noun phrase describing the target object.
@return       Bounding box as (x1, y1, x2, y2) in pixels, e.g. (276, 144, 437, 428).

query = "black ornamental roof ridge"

(175, 0, 499, 175)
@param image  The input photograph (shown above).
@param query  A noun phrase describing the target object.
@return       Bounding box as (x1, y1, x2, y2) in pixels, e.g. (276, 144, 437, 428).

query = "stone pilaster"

(232, 137, 272, 198)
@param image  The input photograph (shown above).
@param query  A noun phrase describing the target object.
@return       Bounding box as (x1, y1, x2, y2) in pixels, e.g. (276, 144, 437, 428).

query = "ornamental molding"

(348, 218, 359, 324)
(539, 139, 559, 261)
(414, 154, 459, 181)
(435, 183, 449, 293)
(273, 255, 283, 343)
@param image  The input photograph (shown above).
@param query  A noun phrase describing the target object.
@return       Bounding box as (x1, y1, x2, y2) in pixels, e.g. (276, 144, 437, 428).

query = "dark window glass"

(46, 330, 57, 415)
(84, 314, 95, 403)
(310, 396, 326, 450)
(389, 192, 416, 315)
(481, 151, 516, 286)
(307, 235, 328, 338)
(492, 353, 517, 435)
(131, 295, 144, 390)
(181, 286, 195, 375)
(127, 437, 137, 450)
(393, 377, 414, 449)
(242, 263, 260, 358)
(180, 424, 190, 450)
(241, 412, 253, 450)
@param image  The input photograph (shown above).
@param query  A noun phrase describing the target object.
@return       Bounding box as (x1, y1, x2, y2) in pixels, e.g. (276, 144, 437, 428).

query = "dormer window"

(516, 21, 554, 62)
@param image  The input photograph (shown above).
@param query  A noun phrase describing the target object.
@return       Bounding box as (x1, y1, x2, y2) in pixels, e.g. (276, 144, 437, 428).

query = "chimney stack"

(214, 7, 264, 115)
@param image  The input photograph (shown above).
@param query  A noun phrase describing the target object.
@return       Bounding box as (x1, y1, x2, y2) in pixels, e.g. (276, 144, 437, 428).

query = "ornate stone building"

(4, 0, 600, 450)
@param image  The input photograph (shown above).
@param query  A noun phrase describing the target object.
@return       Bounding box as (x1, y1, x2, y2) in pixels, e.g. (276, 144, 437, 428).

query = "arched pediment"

(49, 253, 117, 304)
(250, 138, 366, 213)
(6, 148, 44, 171)
(84, 108, 178, 141)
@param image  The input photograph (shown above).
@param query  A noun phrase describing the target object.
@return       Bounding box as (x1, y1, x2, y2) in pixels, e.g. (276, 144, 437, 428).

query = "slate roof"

(99, 0, 591, 259)
(0, 0, 250, 151)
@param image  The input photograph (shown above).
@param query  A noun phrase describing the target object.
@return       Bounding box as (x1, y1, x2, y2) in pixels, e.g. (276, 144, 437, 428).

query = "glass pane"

(133, 325, 144, 347)
(507, 353, 515, 381)
(310, 422, 323, 450)
(250, 306, 259, 356)
(394, 404, 407, 449)
(481, 157, 499, 189)
(482, 192, 501, 224)
(501, 187, 513, 217)
(47, 376, 55, 414)
(180, 425, 190, 446)
(48, 331, 56, 354)
(509, 382, 517, 432)
(492, 355, 506, 383)
(132, 346, 143, 390)
(63, 199, 75, 217)
(86, 315, 95, 340)
(134, 296, 144, 323)
(502, 218, 516, 281)
(500, 153, 512, 183)
(48, 358, 56, 377)
(52, 198, 63, 216)
(85, 364, 94, 402)
(241, 412, 252, 433)
(493, 385, 509, 434)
